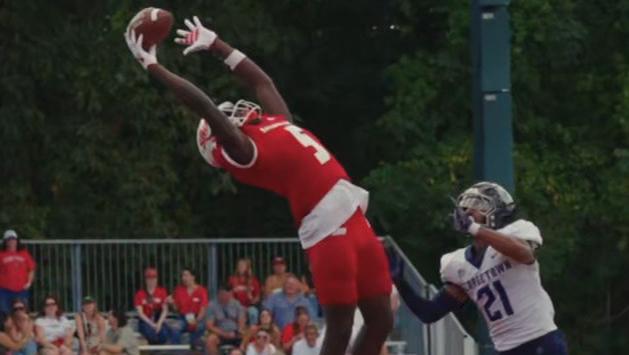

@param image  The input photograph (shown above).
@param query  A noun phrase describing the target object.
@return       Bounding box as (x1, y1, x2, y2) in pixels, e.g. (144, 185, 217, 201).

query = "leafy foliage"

(0, 0, 627, 353)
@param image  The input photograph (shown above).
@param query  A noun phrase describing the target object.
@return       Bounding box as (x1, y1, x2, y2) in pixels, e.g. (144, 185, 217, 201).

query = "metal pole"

(70, 243, 83, 312)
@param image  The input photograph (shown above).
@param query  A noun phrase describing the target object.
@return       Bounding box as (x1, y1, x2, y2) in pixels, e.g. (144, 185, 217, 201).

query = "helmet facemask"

(218, 99, 261, 127)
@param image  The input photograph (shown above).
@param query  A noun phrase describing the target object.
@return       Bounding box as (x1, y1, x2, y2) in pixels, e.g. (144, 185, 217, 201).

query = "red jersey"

(173, 285, 208, 315)
(134, 287, 168, 318)
(197, 114, 350, 224)
(228, 275, 261, 307)
(0, 250, 36, 291)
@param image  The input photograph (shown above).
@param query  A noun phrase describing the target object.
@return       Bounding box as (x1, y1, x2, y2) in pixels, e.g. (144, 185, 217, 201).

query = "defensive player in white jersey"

(389, 182, 568, 355)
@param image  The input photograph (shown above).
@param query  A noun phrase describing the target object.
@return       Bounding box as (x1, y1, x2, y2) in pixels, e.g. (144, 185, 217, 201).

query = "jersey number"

(477, 280, 514, 322)
(284, 125, 331, 164)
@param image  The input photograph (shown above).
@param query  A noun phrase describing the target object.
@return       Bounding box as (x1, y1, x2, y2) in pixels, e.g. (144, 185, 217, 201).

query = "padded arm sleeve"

(396, 278, 464, 324)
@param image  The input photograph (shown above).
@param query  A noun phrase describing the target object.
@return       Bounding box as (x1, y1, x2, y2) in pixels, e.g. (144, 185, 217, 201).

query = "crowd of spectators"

(0, 228, 340, 355)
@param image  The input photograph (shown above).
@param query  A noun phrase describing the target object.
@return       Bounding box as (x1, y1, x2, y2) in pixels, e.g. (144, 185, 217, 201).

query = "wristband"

(224, 50, 246, 70)
(468, 222, 481, 236)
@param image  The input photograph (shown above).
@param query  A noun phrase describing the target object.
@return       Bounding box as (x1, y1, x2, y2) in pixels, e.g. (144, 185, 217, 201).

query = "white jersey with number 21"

(440, 219, 557, 352)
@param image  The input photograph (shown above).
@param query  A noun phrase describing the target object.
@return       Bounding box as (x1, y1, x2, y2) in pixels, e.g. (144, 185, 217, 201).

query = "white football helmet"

(218, 99, 261, 127)
(456, 181, 516, 229)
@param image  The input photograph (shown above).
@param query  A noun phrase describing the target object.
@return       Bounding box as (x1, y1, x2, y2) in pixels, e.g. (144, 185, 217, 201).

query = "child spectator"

(134, 267, 172, 345)
(9, 299, 36, 355)
(0, 230, 36, 313)
(245, 329, 277, 355)
(292, 324, 322, 355)
(0, 311, 35, 355)
(99, 309, 139, 355)
(263, 275, 313, 329)
(168, 267, 208, 349)
(206, 285, 245, 355)
(75, 296, 106, 355)
(228, 258, 261, 325)
(241, 309, 281, 350)
(281, 306, 310, 355)
(34, 296, 73, 355)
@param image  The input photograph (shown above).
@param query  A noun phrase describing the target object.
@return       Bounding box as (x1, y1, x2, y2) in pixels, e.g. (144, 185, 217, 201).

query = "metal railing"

(24, 238, 308, 312)
(24, 237, 477, 355)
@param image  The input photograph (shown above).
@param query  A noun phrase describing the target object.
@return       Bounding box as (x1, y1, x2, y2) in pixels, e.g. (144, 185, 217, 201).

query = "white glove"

(124, 29, 157, 70)
(174, 16, 217, 56)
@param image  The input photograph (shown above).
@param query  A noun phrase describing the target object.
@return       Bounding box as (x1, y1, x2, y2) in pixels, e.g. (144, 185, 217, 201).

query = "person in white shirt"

(245, 329, 277, 355)
(34, 296, 74, 355)
(389, 182, 568, 355)
(292, 323, 322, 355)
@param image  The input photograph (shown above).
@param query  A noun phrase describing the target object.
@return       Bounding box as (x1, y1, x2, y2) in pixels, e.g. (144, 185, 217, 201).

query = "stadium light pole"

(471, 0, 514, 194)
(471, 1, 513, 354)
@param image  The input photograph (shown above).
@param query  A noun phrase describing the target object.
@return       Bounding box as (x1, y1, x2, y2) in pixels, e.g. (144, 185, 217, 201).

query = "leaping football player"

(124, 16, 392, 355)
(389, 182, 568, 355)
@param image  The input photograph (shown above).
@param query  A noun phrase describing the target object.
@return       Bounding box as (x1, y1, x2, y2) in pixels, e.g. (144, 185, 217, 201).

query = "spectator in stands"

(9, 299, 37, 355)
(206, 285, 246, 355)
(228, 258, 261, 325)
(263, 257, 288, 297)
(280, 306, 310, 355)
(292, 324, 321, 355)
(134, 267, 172, 345)
(0, 230, 36, 313)
(229, 348, 245, 355)
(99, 309, 139, 355)
(168, 267, 208, 349)
(244, 329, 277, 355)
(34, 295, 74, 355)
(263, 275, 312, 329)
(0, 311, 36, 355)
(241, 309, 281, 350)
(75, 296, 106, 355)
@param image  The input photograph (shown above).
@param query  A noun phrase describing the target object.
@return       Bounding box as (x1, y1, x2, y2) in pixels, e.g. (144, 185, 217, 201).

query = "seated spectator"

(134, 267, 172, 345)
(245, 329, 277, 355)
(228, 258, 261, 325)
(281, 306, 310, 355)
(0, 311, 36, 355)
(9, 299, 37, 355)
(206, 285, 245, 355)
(263, 275, 313, 329)
(168, 267, 208, 349)
(292, 324, 322, 355)
(241, 309, 281, 350)
(34, 296, 73, 355)
(75, 296, 106, 355)
(263, 257, 287, 298)
(99, 309, 139, 355)
(229, 349, 245, 355)
(0, 230, 36, 314)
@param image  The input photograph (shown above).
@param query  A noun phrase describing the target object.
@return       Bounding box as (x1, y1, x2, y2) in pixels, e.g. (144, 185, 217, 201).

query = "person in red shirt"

(167, 267, 208, 349)
(125, 15, 393, 355)
(228, 258, 261, 325)
(0, 230, 36, 314)
(281, 306, 311, 355)
(134, 267, 172, 345)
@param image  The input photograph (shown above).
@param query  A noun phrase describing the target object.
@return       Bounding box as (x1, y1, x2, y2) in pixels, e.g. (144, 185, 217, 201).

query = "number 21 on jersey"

(284, 125, 331, 164)
(477, 280, 514, 322)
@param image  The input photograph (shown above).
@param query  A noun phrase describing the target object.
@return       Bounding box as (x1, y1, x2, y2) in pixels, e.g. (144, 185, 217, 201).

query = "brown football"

(127, 7, 174, 50)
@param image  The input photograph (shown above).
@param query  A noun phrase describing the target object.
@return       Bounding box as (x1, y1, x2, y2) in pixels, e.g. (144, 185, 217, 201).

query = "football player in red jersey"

(125, 16, 393, 355)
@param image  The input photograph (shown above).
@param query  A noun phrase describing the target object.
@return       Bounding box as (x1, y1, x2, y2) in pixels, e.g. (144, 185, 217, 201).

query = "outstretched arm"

(175, 17, 292, 121)
(397, 280, 467, 323)
(388, 248, 466, 323)
(125, 30, 254, 165)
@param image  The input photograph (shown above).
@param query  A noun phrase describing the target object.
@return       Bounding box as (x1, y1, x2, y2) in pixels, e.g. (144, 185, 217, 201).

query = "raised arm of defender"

(124, 29, 254, 165)
(174, 16, 293, 121)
